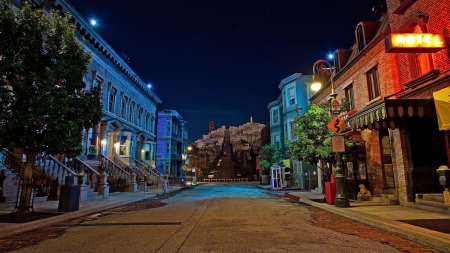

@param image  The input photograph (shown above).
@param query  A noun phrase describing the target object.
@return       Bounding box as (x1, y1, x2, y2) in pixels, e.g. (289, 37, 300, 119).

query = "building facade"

(268, 73, 315, 189)
(310, 0, 450, 204)
(53, 0, 163, 172)
(156, 110, 191, 177)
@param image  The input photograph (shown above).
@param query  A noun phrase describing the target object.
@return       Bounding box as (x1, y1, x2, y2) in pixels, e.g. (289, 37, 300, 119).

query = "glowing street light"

(90, 20, 96, 26)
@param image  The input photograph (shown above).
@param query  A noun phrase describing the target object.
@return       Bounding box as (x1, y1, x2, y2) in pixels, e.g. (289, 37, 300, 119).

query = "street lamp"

(311, 59, 350, 208)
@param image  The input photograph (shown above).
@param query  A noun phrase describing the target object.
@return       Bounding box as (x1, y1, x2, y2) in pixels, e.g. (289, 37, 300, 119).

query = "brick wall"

(386, 0, 450, 90)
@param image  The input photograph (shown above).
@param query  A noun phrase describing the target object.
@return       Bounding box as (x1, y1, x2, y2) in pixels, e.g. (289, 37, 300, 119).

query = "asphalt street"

(11, 183, 403, 253)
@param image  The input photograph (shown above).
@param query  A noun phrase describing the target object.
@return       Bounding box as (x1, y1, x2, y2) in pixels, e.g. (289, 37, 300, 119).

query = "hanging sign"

(385, 33, 446, 53)
(331, 136, 345, 153)
(327, 116, 347, 134)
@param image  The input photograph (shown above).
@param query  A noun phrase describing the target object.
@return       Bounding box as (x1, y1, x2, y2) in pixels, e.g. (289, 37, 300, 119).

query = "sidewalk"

(0, 184, 188, 239)
(283, 190, 450, 253)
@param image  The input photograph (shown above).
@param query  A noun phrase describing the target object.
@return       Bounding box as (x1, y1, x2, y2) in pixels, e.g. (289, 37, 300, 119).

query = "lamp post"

(311, 59, 350, 208)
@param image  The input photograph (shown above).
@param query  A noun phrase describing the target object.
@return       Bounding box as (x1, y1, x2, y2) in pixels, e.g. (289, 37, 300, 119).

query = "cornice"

(57, 0, 162, 105)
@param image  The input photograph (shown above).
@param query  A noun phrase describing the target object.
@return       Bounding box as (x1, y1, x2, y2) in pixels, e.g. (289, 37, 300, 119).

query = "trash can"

(325, 182, 336, 205)
(193, 176, 197, 185)
(58, 176, 80, 212)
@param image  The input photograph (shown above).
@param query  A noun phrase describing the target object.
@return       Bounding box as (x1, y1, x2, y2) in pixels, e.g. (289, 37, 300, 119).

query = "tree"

(288, 102, 363, 174)
(288, 103, 334, 172)
(0, 0, 102, 216)
(259, 143, 283, 173)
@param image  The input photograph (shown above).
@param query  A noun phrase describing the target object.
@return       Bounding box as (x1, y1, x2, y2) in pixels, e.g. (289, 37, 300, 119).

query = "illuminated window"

(409, 25, 434, 79)
(119, 135, 128, 156)
(366, 66, 381, 100)
(345, 84, 355, 111)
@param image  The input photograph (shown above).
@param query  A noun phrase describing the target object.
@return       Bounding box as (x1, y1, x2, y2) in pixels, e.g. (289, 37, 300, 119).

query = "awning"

(347, 98, 435, 130)
(433, 87, 450, 131)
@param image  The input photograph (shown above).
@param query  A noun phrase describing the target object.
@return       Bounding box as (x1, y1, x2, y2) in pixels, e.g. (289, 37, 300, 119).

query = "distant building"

(156, 110, 191, 177)
(267, 73, 315, 189)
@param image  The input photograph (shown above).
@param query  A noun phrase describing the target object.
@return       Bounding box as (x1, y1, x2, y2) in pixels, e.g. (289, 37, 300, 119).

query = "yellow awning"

(433, 87, 450, 131)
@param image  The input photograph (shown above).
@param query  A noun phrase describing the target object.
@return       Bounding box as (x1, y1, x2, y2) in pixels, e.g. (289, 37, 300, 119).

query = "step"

(412, 202, 449, 214)
(416, 193, 444, 202)
(415, 198, 446, 208)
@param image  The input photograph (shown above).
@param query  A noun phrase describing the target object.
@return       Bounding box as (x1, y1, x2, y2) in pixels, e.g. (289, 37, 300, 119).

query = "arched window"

(357, 25, 366, 52)
(408, 25, 434, 79)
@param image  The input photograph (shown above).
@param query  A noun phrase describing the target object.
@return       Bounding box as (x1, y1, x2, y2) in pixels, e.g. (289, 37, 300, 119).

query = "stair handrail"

(146, 162, 163, 179)
(75, 157, 100, 176)
(113, 155, 141, 176)
(1, 148, 26, 169)
(134, 159, 152, 174)
(47, 155, 77, 176)
(101, 155, 130, 177)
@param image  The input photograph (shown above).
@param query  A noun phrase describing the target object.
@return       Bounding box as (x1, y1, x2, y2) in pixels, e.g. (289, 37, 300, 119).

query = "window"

(144, 143, 151, 160)
(273, 134, 280, 145)
(120, 96, 127, 118)
(288, 87, 296, 106)
(166, 122, 171, 133)
(119, 135, 128, 156)
(409, 25, 434, 79)
(366, 66, 381, 100)
(165, 141, 170, 154)
(150, 115, 155, 133)
(128, 102, 134, 122)
(290, 121, 296, 140)
(357, 25, 366, 52)
(138, 107, 142, 127)
(345, 84, 355, 111)
(108, 87, 117, 113)
(164, 164, 169, 176)
(145, 113, 149, 130)
(272, 109, 279, 124)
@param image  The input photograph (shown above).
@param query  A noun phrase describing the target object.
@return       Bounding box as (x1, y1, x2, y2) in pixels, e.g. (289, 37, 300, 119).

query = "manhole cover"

(397, 219, 450, 233)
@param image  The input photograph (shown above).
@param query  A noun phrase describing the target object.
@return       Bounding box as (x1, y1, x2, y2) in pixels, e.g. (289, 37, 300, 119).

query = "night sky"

(70, 0, 386, 141)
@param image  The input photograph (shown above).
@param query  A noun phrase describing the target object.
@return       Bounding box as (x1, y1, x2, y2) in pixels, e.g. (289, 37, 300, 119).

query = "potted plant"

(87, 145, 98, 160)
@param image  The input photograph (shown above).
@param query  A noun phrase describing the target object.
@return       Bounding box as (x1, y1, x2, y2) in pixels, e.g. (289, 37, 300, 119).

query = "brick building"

(310, 0, 449, 204)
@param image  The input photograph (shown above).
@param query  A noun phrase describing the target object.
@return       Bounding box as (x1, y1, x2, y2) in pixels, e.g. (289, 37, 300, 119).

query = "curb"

(284, 193, 300, 201)
(0, 187, 186, 239)
(299, 198, 450, 253)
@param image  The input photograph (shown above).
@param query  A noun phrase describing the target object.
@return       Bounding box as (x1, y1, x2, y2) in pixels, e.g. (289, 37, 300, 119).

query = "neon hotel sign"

(385, 33, 446, 53)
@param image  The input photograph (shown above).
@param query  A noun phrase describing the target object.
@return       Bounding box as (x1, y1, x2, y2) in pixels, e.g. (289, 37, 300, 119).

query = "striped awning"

(347, 99, 435, 130)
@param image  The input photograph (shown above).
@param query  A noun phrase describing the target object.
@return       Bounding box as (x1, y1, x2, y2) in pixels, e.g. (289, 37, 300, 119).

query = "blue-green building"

(267, 73, 317, 190)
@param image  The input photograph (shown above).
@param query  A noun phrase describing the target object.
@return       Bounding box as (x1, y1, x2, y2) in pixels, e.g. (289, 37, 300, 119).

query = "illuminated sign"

(385, 33, 446, 53)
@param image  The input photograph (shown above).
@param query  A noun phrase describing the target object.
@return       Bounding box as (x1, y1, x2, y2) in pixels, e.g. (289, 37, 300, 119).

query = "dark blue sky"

(70, 0, 386, 141)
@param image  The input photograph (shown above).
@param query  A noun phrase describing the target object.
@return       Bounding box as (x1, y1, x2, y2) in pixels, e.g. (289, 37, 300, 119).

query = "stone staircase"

(411, 193, 449, 214)
(0, 168, 19, 208)
(372, 189, 400, 205)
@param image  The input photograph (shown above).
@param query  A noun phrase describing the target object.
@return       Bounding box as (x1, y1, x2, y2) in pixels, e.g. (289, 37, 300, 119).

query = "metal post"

(334, 152, 350, 207)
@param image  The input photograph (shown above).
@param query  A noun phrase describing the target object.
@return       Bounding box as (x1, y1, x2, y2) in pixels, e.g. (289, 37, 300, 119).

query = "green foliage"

(288, 102, 364, 169)
(0, 1, 102, 161)
(288, 102, 334, 165)
(259, 143, 283, 170)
